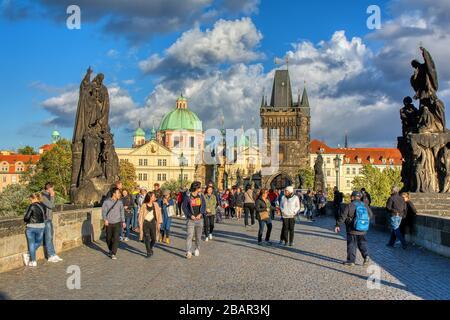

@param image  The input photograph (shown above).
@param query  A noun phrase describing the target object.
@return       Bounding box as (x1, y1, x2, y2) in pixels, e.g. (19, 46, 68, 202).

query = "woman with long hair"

(138, 192, 162, 258)
(222, 189, 231, 219)
(159, 190, 174, 244)
(255, 189, 273, 246)
(235, 187, 244, 220)
(23, 193, 46, 267)
(120, 189, 134, 242)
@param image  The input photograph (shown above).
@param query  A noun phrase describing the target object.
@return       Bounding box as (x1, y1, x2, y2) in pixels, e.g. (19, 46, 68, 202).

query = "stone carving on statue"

(236, 169, 242, 187)
(70, 67, 120, 206)
(411, 47, 446, 134)
(398, 47, 450, 194)
(400, 96, 419, 136)
(440, 145, 450, 193)
(313, 153, 325, 192)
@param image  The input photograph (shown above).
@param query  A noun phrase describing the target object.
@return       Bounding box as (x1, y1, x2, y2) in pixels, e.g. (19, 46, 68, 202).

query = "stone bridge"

(0, 209, 449, 300)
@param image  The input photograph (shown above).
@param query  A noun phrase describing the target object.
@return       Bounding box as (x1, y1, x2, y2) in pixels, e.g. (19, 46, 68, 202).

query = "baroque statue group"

(70, 67, 120, 206)
(399, 47, 450, 194)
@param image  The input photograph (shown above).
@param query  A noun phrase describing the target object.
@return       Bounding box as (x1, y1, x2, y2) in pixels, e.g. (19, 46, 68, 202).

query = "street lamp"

(333, 154, 342, 190)
(178, 152, 188, 189)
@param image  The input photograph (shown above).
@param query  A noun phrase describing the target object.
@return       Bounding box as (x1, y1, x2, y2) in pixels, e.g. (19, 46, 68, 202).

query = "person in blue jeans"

(41, 182, 63, 263)
(159, 190, 174, 244)
(387, 214, 407, 249)
(386, 187, 407, 249)
(255, 189, 273, 246)
(120, 189, 134, 241)
(23, 193, 46, 267)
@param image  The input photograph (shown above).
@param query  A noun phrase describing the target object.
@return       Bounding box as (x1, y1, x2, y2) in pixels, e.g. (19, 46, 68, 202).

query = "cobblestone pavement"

(1, 216, 449, 300)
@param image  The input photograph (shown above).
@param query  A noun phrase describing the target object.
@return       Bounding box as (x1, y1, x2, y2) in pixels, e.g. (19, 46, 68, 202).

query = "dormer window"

(356, 157, 362, 164)
(381, 158, 386, 164)
(1, 162, 9, 172)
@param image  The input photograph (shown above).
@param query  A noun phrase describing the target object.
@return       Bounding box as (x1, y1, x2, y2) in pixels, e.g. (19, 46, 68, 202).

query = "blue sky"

(1, 0, 448, 150)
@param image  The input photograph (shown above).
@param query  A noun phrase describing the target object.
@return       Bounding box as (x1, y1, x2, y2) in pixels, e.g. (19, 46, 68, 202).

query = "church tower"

(260, 70, 311, 189)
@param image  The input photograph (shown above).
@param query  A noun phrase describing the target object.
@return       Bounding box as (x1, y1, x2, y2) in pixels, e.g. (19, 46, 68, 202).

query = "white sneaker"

(194, 249, 200, 257)
(119, 237, 124, 241)
(28, 261, 37, 267)
(124, 237, 130, 242)
(186, 252, 192, 259)
(22, 253, 30, 266)
(205, 237, 209, 242)
(48, 256, 59, 263)
(209, 234, 213, 240)
(54, 255, 63, 262)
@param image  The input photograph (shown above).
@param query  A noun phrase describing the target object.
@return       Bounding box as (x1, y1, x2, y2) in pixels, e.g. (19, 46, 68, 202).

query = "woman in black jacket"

(23, 193, 46, 267)
(400, 192, 417, 237)
(255, 189, 273, 246)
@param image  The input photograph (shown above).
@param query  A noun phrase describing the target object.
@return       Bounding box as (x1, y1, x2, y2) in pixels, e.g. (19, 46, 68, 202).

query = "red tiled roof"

(39, 144, 56, 153)
(310, 139, 402, 166)
(0, 154, 40, 174)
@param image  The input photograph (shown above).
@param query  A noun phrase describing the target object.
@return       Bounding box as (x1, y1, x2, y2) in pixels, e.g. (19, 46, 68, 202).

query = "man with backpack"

(335, 191, 373, 266)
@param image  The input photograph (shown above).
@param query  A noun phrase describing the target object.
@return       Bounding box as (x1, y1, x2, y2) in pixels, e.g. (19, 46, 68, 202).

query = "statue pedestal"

(398, 131, 450, 193)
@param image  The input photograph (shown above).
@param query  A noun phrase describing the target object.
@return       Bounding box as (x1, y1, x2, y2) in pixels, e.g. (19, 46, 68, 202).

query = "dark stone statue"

(313, 153, 325, 192)
(236, 169, 242, 187)
(295, 174, 304, 190)
(398, 48, 450, 194)
(71, 67, 120, 205)
(400, 96, 419, 136)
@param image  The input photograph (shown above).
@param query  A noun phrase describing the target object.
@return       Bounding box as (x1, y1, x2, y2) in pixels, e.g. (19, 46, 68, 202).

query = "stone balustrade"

(0, 207, 102, 273)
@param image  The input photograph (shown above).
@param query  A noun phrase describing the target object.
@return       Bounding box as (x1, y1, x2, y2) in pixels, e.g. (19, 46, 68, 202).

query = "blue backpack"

(354, 201, 370, 232)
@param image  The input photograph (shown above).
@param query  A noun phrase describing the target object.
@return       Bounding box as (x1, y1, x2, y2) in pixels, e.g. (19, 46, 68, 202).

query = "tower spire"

(344, 131, 349, 148)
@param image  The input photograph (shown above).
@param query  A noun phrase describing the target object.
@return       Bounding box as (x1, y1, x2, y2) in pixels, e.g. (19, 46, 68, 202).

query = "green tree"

(17, 145, 37, 155)
(0, 184, 30, 217)
(119, 160, 137, 192)
(24, 139, 72, 201)
(297, 168, 314, 190)
(352, 164, 403, 207)
(161, 179, 192, 194)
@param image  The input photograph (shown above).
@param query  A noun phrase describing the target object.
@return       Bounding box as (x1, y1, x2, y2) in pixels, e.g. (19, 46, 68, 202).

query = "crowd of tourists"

(22, 180, 417, 267)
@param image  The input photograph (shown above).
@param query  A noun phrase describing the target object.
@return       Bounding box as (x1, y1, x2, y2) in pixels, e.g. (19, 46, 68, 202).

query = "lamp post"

(179, 152, 187, 189)
(334, 154, 342, 190)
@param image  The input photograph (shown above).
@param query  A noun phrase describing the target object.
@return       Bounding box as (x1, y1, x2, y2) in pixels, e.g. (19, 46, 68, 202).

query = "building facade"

(116, 95, 205, 190)
(310, 140, 402, 194)
(0, 154, 40, 192)
(260, 69, 311, 189)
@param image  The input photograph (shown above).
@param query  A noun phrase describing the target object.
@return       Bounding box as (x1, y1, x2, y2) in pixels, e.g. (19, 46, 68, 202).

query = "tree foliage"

(298, 168, 314, 190)
(352, 165, 403, 207)
(17, 145, 37, 155)
(0, 184, 30, 218)
(25, 139, 72, 201)
(119, 160, 138, 192)
(161, 179, 192, 194)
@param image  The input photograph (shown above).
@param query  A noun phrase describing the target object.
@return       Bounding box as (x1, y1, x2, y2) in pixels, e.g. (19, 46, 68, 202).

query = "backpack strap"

(105, 200, 119, 218)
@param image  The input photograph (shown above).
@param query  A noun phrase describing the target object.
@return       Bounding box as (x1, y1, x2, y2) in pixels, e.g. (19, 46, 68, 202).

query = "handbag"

(167, 205, 175, 218)
(259, 210, 270, 221)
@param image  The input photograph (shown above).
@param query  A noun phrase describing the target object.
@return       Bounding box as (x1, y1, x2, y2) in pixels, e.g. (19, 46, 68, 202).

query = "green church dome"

(134, 127, 146, 137)
(159, 97, 202, 132)
(237, 135, 251, 148)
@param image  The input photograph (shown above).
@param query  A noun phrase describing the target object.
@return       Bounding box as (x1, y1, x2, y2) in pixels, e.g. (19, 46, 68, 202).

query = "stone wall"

(370, 207, 450, 258)
(0, 208, 102, 273)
